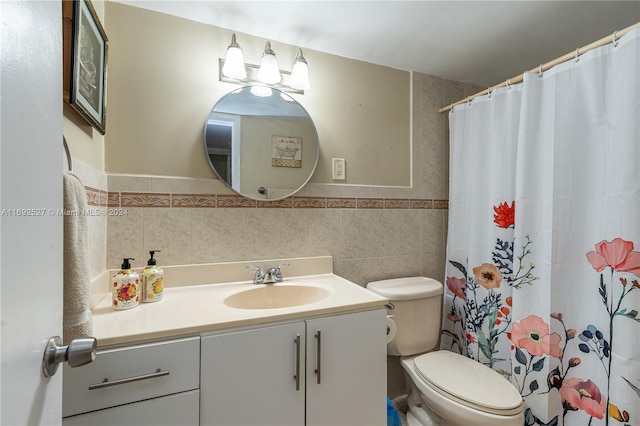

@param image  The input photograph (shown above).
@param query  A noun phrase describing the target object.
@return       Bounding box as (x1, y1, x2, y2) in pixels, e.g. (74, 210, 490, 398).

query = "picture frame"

(272, 136, 302, 168)
(65, 0, 108, 135)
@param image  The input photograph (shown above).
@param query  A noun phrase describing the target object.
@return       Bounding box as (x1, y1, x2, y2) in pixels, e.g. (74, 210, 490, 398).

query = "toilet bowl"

(367, 277, 524, 426)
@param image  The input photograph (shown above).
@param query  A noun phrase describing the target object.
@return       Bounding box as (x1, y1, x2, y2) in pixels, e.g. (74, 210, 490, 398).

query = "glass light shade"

(289, 61, 310, 90)
(222, 46, 247, 79)
(258, 54, 281, 84)
(257, 42, 281, 85)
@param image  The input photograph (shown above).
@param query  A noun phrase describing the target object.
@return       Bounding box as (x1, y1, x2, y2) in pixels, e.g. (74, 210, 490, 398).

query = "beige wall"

(104, 2, 410, 186)
(63, 1, 105, 172)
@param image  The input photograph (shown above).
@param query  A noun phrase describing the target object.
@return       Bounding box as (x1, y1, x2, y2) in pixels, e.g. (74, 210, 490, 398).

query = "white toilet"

(367, 277, 524, 426)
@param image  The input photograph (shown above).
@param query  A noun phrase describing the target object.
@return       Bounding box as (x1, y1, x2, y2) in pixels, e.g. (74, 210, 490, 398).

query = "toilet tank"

(367, 277, 443, 356)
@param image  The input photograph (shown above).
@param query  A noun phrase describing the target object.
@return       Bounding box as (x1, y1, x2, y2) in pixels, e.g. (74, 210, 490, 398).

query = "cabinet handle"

(315, 330, 322, 384)
(294, 334, 301, 391)
(88, 368, 169, 390)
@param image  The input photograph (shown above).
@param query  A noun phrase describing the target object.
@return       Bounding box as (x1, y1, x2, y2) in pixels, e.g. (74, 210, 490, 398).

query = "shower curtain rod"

(439, 21, 640, 113)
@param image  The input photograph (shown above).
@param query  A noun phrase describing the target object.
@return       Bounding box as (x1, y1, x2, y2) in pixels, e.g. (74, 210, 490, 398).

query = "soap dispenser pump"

(141, 250, 164, 303)
(112, 258, 140, 310)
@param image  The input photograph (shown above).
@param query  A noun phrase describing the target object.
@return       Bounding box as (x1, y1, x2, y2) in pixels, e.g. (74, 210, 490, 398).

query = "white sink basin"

(224, 285, 331, 309)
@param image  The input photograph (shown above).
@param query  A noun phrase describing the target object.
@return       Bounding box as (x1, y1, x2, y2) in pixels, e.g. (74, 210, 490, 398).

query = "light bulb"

(222, 34, 246, 80)
(257, 41, 281, 84)
(289, 48, 310, 90)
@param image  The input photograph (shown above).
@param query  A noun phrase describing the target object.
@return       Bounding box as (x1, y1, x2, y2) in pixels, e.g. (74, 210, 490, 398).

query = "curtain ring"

(487, 87, 492, 99)
(538, 64, 543, 77)
(612, 30, 619, 47)
(574, 47, 580, 62)
(467, 96, 472, 106)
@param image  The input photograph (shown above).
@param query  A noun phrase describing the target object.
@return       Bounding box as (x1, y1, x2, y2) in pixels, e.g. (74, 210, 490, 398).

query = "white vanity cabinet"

(62, 336, 200, 426)
(200, 309, 387, 426)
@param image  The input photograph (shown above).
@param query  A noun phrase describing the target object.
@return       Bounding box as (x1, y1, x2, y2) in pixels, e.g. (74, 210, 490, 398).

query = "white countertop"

(91, 273, 388, 347)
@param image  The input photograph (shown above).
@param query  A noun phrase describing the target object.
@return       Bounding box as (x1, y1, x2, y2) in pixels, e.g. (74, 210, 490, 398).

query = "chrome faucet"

(246, 266, 267, 284)
(246, 264, 289, 284)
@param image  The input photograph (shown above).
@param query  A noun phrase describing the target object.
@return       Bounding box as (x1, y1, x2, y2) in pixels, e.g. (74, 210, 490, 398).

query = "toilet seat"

(413, 351, 523, 416)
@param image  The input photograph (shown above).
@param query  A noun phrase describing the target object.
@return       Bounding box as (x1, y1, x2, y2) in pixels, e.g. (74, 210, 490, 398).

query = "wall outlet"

(332, 158, 346, 180)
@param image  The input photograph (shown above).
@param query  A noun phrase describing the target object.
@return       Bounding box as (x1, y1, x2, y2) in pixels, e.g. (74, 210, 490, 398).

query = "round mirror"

(204, 85, 319, 200)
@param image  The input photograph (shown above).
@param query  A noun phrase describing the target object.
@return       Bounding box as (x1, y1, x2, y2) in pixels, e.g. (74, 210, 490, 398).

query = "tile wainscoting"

(101, 185, 448, 288)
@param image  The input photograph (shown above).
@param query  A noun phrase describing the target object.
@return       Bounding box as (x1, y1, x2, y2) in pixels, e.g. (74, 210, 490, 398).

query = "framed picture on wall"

(272, 136, 302, 168)
(65, 0, 108, 135)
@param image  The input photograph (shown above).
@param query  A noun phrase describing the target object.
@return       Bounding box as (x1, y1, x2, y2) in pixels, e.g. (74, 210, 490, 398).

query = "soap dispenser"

(141, 250, 164, 303)
(112, 258, 140, 310)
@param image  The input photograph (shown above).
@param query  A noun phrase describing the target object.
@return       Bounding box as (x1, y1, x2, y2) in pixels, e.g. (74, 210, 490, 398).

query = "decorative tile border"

(120, 192, 171, 208)
(356, 198, 385, 209)
(107, 192, 120, 207)
(171, 194, 217, 208)
(327, 197, 356, 209)
(293, 196, 326, 208)
(216, 195, 257, 208)
(98, 189, 449, 211)
(84, 186, 108, 207)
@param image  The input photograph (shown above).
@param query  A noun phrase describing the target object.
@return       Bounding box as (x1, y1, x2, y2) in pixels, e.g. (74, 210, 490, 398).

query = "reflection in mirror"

(204, 85, 319, 200)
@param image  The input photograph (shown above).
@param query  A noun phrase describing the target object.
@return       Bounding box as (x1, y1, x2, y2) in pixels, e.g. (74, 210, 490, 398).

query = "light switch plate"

(332, 158, 346, 180)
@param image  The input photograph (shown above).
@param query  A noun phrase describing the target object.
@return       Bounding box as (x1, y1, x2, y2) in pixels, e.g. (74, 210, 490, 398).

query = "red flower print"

(560, 378, 606, 419)
(472, 263, 502, 290)
(117, 283, 137, 302)
(586, 238, 640, 277)
(446, 276, 467, 300)
(510, 315, 563, 357)
(465, 333, 477, 343)
(493, 201, 515, 228)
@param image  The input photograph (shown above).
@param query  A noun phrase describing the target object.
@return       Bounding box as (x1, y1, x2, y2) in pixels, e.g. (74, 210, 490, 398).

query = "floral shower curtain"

(440, 28, 640, 426)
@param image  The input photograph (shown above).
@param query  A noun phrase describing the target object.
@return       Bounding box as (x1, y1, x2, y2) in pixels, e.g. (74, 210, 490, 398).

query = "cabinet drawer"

(63, 390, 199, 426)
(63, 336, 200, 417)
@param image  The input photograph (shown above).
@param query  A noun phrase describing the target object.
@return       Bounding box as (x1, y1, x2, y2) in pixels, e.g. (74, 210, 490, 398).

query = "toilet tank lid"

(366, 277, 443, 300)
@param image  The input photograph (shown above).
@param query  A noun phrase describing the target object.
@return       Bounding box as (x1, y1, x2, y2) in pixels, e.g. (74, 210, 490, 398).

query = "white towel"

(63, 172, 93, 344)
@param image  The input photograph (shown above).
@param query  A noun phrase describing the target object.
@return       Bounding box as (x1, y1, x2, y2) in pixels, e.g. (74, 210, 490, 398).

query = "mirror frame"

(204, 85, 319, 201)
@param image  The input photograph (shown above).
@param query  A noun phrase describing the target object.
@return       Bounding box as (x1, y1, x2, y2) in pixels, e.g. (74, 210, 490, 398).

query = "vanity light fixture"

(219, 34, 310, 94)
(221, 34, 247, 80)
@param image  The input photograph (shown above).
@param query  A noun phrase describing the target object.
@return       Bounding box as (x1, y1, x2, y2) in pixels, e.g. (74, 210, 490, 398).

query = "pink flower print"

(447, 313, 460, 323)
(560, 378, 606, 419)
(446, 276, 467, 300)
(586, 238, 640, 277)
(510, 315, 563, 357)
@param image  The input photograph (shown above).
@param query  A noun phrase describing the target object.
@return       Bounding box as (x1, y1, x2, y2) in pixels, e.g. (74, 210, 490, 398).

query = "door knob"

(42, 336, 97, 378)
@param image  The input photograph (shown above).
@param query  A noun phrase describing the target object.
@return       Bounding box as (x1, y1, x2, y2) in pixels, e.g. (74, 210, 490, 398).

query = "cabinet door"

(200, 322, 306, 426)
(62, 390, 199, 426)
(306, 309, 387, 426)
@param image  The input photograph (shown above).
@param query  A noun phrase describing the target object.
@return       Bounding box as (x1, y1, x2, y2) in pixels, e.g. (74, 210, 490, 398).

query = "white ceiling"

(115, 1, 640, 87)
